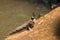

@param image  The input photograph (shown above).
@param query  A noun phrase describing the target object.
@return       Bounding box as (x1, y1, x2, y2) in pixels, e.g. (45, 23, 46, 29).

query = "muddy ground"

(0, 0, 50, 40)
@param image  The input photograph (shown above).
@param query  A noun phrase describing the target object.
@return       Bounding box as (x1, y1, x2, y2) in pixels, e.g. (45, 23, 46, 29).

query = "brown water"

(0, 0, 50, 40)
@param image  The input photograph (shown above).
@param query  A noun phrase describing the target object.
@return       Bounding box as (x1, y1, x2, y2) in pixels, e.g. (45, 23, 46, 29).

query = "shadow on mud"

(55, 19, 60, 40)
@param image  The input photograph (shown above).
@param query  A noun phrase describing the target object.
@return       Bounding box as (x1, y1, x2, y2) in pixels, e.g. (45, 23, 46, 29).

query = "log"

(5, 6, 60, 40)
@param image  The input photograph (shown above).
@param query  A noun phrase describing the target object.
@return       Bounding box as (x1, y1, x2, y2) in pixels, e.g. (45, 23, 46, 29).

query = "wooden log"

(5, 6, 60, 40)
